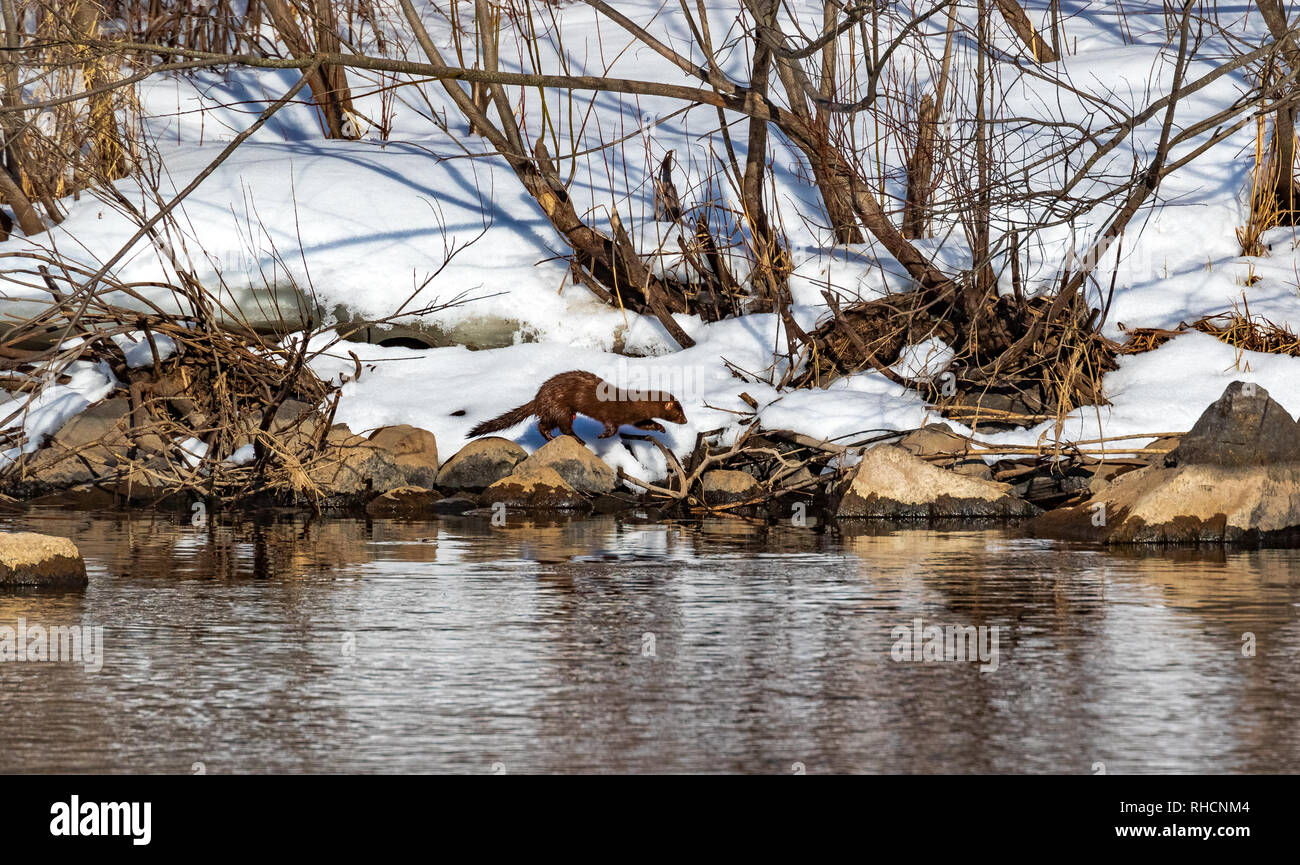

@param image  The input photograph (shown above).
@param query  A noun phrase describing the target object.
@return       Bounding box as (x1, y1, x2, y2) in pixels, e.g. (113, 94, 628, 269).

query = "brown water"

(1, 506, 1298, 774)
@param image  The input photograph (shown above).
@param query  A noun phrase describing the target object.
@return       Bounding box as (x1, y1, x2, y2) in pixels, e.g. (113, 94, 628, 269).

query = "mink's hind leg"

(537, 420, 555, 441)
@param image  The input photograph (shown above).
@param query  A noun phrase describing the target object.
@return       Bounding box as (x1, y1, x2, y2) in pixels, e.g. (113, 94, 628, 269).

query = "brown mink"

(467, 370, 688, 446)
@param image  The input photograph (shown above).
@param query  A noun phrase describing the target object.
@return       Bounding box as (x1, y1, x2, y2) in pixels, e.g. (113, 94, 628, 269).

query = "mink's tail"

(468, 401, 535, 437)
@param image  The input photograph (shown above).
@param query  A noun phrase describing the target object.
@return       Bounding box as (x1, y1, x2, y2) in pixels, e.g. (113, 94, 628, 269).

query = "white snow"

(893, 338, 956, 383)
(0, 361, 118, 464)
(113, 331, 179, 368)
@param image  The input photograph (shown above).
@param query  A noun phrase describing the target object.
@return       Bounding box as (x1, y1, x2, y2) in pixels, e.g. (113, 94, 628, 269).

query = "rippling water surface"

(1, 507, 1297, 774)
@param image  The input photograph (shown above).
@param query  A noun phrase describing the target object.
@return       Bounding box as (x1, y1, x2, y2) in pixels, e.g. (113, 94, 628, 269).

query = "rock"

(308, 425, 410, 497)
(368, 425, 440, 488)
(53, 397, 167, 457)
(1143, 436, 1182, 464)
(516, 436, 615, 494)
(1163, 381, 1300, 467)
(113, 457, 176, 503)
(701, 469, 761, 505)
(51, 398, 131, 458)
(896, 423, 992, 480)
(836, 445, 1038, 519)
(10, 397, 185, 497)
(1029, 462, 1300, 544)
(430, 495, 479, 515)
(322, 423, 352, 443)
(436, 437, 527, 491)
(1087, 462, 1139, 495)
(593, 493, 639, 514)
(270, 398, 316, 430)
(11, 399, 135, 495)
(263, 399, 328, 451)
(365, 485, 441, 517)
(0, 532, 87, 589)
(780, 465, 820, 491)
(1031, 382, 1300, 544)
(29, 484, 117, 510)
(479, 464, 588, 510)
(17, 447, 107, 491)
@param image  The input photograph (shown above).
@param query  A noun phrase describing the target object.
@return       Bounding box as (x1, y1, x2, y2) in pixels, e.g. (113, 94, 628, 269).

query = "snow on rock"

(0, 361, 117, 468)
(892, 337, 955, 383)
(114, 331, 178, 368)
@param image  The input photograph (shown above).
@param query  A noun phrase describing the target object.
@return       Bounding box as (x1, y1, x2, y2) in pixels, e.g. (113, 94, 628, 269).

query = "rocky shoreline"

(5, 381, 1300, 587)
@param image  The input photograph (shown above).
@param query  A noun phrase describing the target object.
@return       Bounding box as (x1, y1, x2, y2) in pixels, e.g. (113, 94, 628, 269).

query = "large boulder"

(17, 446, 105, 491)
(896, 423, 992, 480)
(1031, 382, 1300, 544)
(1163, 381, 1300, 466)
(515, 436, 615, 494)
(112, 457, 176, 503)
(479, 464, 588, 510)
(836, 445, 1037, 519)
(436, 437, 527, 491)
(0, 533, 87, 589)
(11, 398, 163, 495)
(1031, 463, 1300, 544)
(367, 425, 439, 488)
(50, 398, 132, 460)
(701, 469, 761, 505)
(308, 424, 410, 497)
(54, 397, 168, 457)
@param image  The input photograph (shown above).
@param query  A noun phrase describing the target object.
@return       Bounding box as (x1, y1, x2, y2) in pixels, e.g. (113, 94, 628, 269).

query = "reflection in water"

(0, 507, 1297, 774)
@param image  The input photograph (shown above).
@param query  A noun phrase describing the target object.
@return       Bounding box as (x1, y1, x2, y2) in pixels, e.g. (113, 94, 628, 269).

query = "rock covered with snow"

(836, 445, 1037, 519)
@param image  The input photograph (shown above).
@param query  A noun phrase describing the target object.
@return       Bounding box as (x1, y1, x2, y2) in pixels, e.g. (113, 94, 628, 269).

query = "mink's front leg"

(598, 422, 619, 439)
(557, 414, 587, 446)
(633, 420, 665, 433)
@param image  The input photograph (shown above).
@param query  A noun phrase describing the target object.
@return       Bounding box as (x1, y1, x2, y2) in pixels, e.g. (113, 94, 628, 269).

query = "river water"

(1, 507, 1297, 774)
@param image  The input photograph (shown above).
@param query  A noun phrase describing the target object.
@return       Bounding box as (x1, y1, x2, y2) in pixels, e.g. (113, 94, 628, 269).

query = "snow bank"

(4, 2, 1300, 481)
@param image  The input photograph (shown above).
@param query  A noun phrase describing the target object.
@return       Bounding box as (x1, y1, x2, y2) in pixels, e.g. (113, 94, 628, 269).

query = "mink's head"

(658, 397, 687, 424)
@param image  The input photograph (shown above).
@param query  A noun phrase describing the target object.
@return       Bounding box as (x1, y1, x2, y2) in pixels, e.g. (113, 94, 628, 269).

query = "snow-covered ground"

(4, 2, 1300, 477)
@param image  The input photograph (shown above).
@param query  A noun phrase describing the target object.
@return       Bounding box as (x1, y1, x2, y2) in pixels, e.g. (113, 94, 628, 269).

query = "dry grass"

(1119, 295, 1300, 359)
(1237, 116, 1280, 257)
